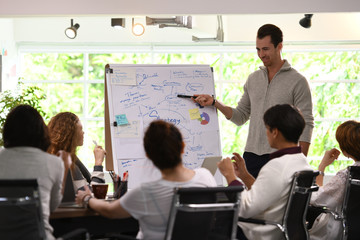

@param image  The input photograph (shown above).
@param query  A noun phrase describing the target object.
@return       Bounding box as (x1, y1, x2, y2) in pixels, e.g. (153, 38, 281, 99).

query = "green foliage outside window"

(21, 53, 84, 81)
(20, 49, 360, 174)
(0, 82, 47, 146)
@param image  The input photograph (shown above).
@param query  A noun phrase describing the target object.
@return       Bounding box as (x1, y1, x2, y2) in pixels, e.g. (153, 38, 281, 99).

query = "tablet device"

(201, 156, 222, 175)
(59, 170, 84, 208)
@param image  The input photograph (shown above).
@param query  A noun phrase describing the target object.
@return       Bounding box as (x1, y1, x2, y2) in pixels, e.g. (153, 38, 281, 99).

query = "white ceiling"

(0, 0, 360, 16)
(0, 1, 359, 44)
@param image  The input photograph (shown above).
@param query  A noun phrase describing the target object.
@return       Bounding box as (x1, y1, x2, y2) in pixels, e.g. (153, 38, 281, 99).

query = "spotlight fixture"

(132, 18, 145, 36)
(65, 19, 80, 39)
(146, 16, 192, 29)
(192, 15, 224, 42)
(111, 18, 125, 29)
(299, 14, 313, 28)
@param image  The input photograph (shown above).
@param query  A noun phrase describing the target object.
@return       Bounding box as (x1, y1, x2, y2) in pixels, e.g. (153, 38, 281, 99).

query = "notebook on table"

(201, 156, 222, 175)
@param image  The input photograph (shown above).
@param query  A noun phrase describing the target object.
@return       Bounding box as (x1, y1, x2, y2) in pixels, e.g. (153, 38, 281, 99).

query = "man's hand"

(232, 152, 249, 179)
(217, 157, 237, 184)
(193, 94, 214, 107)
(231, 152, 255, 189)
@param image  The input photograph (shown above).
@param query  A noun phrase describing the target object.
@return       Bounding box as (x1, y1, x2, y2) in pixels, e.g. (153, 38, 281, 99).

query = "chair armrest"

(99, 233, 138, 240)
(308, 205, 327, 212)
(238, 217, 285, 232)
(307, 205, 342, 221)
(179, 203, 238, 212)
(309, 186, 319, 192)
(238, 217, 266, 225)
(295, 185, 319, 194)
(57, 228, 89, 240)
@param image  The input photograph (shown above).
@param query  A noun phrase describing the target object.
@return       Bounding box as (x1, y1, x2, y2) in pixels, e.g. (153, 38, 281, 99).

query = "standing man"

(194, 24, 314, 178)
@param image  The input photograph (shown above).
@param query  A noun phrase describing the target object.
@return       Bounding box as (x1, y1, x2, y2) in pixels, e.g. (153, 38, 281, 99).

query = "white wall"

(0, 19, 17, 91)
(226, 13, 360, 42)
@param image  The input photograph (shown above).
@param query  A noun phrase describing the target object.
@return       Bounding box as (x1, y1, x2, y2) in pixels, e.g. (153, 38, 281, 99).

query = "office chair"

(0, 179, 89, 240)
(238, 170, 319, 240)
(102, 186, 243, 240)
(308, 166, 360, 240)
(165, 185, 244, 240)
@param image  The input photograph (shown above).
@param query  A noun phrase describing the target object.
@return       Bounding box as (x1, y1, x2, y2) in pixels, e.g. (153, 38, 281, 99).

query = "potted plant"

(0, 81, 47, 146)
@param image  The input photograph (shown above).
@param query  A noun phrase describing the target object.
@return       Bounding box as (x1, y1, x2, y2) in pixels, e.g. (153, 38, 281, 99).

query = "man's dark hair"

(144, 120, 183, 170)
(3, 104, 50, 151)
(257, 24, 283, 48)
(263, 104, 305, 144)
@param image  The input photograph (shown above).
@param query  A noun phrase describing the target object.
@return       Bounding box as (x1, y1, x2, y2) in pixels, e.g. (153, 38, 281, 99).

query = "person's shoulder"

(264, 152, 303, 168)
(139, 178, 168, 191)
(194, 168, 216, 184)
(283, 64, 307, 82)
(39, 151, 64, 169)
(248, 68, 264, 78)
(43, 151, 62, 161)
(194, 167, 213, 175)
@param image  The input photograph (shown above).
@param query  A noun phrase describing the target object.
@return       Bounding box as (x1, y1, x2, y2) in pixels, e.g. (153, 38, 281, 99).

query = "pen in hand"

(93, 140, 98, 146)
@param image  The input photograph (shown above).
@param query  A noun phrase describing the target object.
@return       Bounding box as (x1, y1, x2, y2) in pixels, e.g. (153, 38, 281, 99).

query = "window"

(19, 44, 360, 174)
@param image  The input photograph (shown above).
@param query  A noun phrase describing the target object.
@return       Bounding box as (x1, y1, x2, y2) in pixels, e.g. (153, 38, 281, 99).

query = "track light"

(132, 18, 145, 36)
(65, 19, 80, 39)
(146, 16, 192, 29)
(299, 14, 313, 28)
(111, 18, 125, 29)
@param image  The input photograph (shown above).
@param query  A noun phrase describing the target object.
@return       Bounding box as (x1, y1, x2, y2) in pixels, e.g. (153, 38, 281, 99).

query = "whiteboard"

(105, 64, 222, 188)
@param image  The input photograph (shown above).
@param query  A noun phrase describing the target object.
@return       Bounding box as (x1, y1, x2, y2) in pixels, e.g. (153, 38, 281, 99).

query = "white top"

(120, 168, 217, 240)
(309, 161, 360, 240)
(239, 151, 312, 240)
(0, 147, 64, 240)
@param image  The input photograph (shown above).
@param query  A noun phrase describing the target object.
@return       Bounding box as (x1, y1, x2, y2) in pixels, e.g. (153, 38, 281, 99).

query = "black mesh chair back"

(343, 166, 360, 240)
(238, 170, 319, 240)
(165, 186, 244, 240)
(285, 171, 319, 240)
(0, 179, 46, 240)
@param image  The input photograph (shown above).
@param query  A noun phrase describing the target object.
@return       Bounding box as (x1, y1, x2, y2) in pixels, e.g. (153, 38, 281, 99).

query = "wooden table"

(50, 206, 139, 238)
(50, 206, 99, 219)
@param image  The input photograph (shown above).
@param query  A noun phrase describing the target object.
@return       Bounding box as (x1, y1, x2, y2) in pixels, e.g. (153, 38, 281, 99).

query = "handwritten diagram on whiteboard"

(106, 64, 222, 188)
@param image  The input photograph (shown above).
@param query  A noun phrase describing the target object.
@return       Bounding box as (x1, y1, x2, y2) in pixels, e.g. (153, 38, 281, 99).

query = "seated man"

(76, 120, 216, 240)
(218, 104, 312, 240)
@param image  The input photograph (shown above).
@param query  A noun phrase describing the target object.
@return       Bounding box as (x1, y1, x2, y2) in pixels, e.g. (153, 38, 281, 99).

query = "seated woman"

(309, 120, 360, 240)
(76, 120, 217, 240)
(47, 112, 106, 191)
(0, 105, 70, 240)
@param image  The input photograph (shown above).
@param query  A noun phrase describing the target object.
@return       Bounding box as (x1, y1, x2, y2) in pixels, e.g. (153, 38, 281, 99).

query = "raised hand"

(94, 145, 106, 166)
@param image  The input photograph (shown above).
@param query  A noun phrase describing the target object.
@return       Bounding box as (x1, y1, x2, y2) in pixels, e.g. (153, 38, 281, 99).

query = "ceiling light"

(299, 14, 313, 28)
(132, 18, 145, 36)
(65, 19, 80, 39)
(192, 15, 224, 42)
(146, 16, 192, 29)
(111, 18, 125, 29)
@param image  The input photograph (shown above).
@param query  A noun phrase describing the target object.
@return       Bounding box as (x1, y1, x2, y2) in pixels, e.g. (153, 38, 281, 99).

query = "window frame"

(17, 41, 360, 172)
